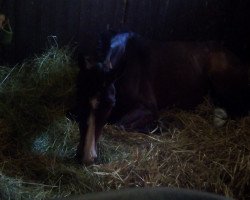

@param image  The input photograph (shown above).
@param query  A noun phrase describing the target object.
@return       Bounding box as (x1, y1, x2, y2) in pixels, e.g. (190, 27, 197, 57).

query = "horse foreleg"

(117, 105, 158, 133)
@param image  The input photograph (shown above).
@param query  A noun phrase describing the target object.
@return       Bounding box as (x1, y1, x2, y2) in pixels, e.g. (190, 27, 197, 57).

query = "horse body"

(74, 32, 249, 164)
(115, 41, 208, 111)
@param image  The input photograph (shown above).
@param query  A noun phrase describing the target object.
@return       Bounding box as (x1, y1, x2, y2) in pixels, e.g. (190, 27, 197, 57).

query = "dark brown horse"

(72, 32, 249, 165)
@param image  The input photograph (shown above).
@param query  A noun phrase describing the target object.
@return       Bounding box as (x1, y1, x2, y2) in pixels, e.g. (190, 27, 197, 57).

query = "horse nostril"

(75, 152, 97, 165)
(83, 156, 97, 166)
(82, 150, 98, 165)
(93, 157, 99, 164)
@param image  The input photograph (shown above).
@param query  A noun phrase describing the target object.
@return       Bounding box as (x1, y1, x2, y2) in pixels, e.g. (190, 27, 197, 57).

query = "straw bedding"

(0, 48, 249, 200)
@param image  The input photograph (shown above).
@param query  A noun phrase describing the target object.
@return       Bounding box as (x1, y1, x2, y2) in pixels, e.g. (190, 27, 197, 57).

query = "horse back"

(117, 39, 248, 114)
(149, 41, 249, 114)
(148, 41, 211, 109)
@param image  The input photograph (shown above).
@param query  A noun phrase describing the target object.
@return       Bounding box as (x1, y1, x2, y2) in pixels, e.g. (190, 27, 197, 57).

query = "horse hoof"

(213, 108, 228, 127)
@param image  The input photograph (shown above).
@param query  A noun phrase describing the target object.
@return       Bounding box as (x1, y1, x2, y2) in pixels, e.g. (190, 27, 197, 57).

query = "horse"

(72, 32, 249, 165)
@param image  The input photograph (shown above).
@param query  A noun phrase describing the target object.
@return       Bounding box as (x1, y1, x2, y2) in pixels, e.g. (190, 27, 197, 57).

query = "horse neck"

(104, 33, 133, 69)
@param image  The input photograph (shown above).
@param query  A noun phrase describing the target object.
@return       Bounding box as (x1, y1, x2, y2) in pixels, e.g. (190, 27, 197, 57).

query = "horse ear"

(106, 62, 125, 84)
(105, 71, 116, 85)
(105, 60, 113, 70)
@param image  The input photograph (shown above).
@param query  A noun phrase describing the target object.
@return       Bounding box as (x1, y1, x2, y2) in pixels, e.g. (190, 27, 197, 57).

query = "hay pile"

(0, 48, 249, 200)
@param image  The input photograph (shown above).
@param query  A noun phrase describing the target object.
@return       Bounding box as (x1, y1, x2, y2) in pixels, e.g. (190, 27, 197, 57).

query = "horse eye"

(90, 97, 100, 110)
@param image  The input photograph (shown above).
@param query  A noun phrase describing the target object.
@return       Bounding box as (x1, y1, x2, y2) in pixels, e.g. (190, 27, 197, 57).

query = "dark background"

(1, 0, 250, 64)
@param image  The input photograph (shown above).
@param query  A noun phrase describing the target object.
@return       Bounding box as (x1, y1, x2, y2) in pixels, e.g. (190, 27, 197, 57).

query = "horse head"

(75, 33, 132, 164)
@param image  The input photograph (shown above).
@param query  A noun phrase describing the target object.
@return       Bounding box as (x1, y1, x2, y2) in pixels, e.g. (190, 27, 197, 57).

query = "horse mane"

(96, 29, 117, 62)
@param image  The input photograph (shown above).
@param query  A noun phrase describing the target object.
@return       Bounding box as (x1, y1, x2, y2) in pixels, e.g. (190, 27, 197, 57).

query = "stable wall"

(1, 0, 250, 63)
